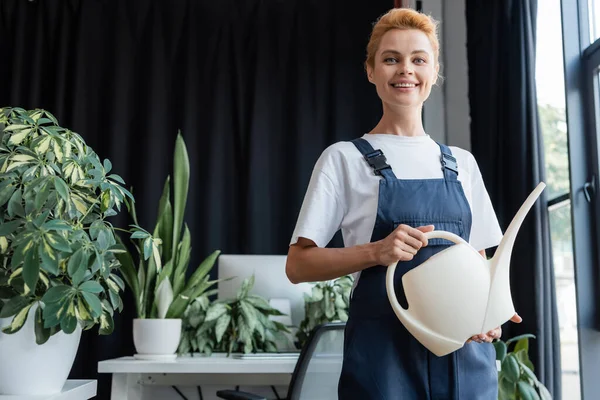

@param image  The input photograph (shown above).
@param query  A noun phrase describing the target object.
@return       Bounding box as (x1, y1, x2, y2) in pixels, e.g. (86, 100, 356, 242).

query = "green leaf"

(7, 187, 24, 217)
(107, 174, 125, 184)
(181, 250, 220, 294)
(0, 220, 21, 236)
(245, 295, 273, 311)
(81, 292, 102, 318)
(0, 183, 16, 207)
(494, 340, 508, 362)
(0, 295, 31, 318)
(238, 275, 255, 300)
(537, 382, 553, 400)
(311, 286, 324, 302)
(205, 303, 228, 322)
(172, 224, 190, 296)
(103, 159, 112, 173)
(337, 309, 349, 321)
(215, 313, 231, 343)
(34, 304, 51, 344)
(155, 278, 174, 319)
(240, 300, 258, 332)
(156, 177, 173, 262)
(171, 132, 190, 266)
(143, 237, 153, 260)
(7, 128, 32, 145)
(34, 181, 51, 210)
(498, 377, 516, 400)
(502, 354, 521, 383)
(79, 281, 104, 293)
(67, 248, 85, 277)
(60, 314, 77, 334)
(42, 219, 71, 232)
(2, 303, 33, 334)
(46, 232, 72, 253)
(515, 348, 535, 372)
(99, 310, 114, 335)
(113, 237, 139, 314)
(53, 177, 70, 202)
(22, 248, 40, 291)
(520, 361, 538, 383)
(100, 189, 111, 213)
(130, 231, 148, 239)
(42, 285, 73, 303)
(517, 381, 541, 400)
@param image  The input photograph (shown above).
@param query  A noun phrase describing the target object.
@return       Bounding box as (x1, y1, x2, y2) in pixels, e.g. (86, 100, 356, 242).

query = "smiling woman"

(286, 7, 516, 400)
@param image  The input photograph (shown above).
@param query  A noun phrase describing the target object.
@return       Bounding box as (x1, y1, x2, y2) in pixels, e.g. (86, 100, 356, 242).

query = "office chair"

(216, 322, 346, 400)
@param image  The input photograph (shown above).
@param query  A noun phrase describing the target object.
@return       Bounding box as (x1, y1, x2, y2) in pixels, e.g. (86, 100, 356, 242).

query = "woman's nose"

(397, 62, 413, 75)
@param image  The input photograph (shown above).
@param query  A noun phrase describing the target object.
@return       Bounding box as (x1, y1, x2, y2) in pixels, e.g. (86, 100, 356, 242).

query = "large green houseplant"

(0, 107, 132, 338)
(494, 333, 552, 400)
(0, 107, 133, 395)
(114, 132, 221, 357)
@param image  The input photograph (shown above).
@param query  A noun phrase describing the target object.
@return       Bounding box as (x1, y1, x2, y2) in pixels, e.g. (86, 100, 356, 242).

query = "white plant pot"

(133, 318, 182, 360)
(0, 303, 82, 395)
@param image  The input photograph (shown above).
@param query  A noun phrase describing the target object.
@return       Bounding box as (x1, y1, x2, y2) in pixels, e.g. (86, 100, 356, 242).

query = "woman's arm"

(286, 224, 434, 284)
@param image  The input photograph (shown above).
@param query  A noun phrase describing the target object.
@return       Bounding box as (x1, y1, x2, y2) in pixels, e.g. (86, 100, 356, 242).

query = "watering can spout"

(494, 182, 546, 267)
(482, 182, 546, 332)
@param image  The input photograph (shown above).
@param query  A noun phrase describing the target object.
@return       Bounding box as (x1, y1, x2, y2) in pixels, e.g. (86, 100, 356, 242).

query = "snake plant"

(115, 132, 220, 319)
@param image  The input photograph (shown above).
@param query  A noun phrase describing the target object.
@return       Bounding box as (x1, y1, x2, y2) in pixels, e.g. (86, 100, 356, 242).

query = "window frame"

(560, 0, 600, 397)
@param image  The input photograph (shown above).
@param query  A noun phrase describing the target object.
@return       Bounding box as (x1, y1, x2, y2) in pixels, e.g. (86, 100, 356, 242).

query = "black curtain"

(0, 1, 390, 398)
(466, 0, 561, 398)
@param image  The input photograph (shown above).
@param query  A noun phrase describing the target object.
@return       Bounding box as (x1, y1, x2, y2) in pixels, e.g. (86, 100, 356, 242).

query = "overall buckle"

(441, 153, 458, 174)
(365, 150, 391, 176)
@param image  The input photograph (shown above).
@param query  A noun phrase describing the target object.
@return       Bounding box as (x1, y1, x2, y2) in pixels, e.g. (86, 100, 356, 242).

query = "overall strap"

(351, 138, 397, 181)
(438, 143, 459, 181)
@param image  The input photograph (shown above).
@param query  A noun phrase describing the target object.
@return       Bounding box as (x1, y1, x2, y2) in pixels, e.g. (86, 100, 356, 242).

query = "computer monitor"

(217, 254, 313, 328)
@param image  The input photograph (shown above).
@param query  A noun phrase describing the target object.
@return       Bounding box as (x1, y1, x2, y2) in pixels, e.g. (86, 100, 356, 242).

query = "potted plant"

(493, 333, 553, 400)
(178, 275, 291, 356)
(295, 275, 353, 349)
(0, 107, 133, 395)
(115, 132, 221, 360)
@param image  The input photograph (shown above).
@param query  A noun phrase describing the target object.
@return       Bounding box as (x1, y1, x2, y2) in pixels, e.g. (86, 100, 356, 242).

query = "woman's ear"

(366, 64, 374, 84)
(433, 63, 440, 85)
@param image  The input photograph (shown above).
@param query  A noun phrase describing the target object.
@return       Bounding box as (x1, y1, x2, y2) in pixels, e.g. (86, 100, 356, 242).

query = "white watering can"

(386, 182, 546, 357)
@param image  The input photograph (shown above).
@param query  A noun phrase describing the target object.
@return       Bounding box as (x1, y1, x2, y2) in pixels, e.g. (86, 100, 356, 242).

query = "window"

(536, 1, 580, 399)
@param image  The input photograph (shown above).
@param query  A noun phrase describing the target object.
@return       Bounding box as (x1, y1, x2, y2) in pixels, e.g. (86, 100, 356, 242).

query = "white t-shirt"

(290, 134, 503, 276)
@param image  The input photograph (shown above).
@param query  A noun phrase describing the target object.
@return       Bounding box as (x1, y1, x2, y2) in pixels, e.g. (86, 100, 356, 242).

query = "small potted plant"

(295, 275, 353, 349)
(0, 107, 133, 395)
(178, 275, 291, 356)
(116, 132, 221, 360)
(494, 333, 553, 399)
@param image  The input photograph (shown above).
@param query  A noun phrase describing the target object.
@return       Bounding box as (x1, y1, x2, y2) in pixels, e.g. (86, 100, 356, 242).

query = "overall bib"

(337, 138, 497, 400)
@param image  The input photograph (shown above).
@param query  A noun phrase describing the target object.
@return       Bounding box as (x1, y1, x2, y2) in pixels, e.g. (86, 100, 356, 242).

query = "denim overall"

(337, 138, 497, 400)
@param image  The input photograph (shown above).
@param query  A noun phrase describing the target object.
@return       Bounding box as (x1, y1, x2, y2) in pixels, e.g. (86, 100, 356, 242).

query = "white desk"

(0, 380, 97, 400)
(98, 354, 297, 400)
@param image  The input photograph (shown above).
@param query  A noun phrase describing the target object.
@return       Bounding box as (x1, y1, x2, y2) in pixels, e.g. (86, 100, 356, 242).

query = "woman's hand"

(467, 314, 522, 343)
(374, 224, 435, 266)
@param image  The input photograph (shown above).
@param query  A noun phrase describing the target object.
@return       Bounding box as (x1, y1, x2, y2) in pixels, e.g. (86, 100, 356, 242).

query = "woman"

(286, 7, 521, 400)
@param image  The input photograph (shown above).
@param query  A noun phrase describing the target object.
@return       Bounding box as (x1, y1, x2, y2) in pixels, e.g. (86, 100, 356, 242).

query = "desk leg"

(111, 373, 143, 400)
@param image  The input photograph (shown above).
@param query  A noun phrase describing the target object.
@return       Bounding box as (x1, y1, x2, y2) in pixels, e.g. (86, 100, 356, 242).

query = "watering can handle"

(423, 230, 469, 246)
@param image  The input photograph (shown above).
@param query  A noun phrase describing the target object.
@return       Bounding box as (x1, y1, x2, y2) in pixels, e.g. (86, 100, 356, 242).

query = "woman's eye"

(384, 58, 398, 64)
(414, 58, 426, 64)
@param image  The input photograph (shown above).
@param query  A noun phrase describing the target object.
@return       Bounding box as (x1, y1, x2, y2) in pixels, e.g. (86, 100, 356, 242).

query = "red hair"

(365, 8, 440, 70)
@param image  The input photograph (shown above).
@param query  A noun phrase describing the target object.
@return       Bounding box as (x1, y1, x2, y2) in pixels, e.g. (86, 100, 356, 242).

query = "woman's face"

(367, 29, 438, 110)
